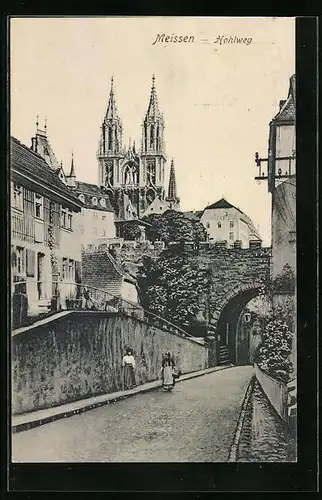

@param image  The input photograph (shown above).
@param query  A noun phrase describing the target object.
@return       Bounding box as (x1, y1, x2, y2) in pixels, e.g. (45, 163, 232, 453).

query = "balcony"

(11, 212, 35, 243)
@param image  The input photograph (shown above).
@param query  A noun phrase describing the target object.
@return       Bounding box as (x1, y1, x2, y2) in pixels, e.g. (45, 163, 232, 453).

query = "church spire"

(69, 151, 76, 178)
(145, 74, 161, 119)
(66, 152, 76, 188)
(142, 75, 165, 154)
(99, 75, 123, 157)
(105, 76, 119, 120)
(166, 159, 180, 210)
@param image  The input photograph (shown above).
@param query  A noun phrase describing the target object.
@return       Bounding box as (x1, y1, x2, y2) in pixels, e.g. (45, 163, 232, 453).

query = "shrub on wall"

(255, 316, 293, 383)
(272, 263, 296, 294)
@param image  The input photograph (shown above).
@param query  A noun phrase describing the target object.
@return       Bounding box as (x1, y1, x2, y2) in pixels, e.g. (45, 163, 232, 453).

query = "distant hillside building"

(200, 198, 261, 248)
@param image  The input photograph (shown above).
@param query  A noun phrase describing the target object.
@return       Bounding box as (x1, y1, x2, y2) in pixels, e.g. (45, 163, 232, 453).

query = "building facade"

(11, 137, 83, 323)
(200, 198, 261, 248)
(97, 76, 179, 222)
(31, 126, 117, 248)
(269, 75, 296, 281)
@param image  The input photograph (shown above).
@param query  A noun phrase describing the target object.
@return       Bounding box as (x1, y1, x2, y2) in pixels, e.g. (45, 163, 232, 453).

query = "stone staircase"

(28, 299, 52, 320)
(219, 345, 230, 365)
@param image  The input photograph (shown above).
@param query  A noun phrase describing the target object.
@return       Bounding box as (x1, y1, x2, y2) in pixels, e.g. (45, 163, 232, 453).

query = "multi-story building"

(30, 124, 117, 248)
(11, 136, 83, 323)
(200, 198, 261, 247)
(64, 156, 116, 247)
(97, 76, 179, 227)
(255, 73, 296, 426)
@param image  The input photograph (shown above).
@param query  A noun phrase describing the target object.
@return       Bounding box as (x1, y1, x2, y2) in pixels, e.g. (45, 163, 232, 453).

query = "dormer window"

(92, 197, 98, 205)
(100, 198, 106, 208)
(78, 194, 85, 203)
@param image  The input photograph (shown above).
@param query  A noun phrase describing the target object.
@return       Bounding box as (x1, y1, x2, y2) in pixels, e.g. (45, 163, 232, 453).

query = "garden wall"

(254, 363, 288, 421)
(12, 311, 208, 415)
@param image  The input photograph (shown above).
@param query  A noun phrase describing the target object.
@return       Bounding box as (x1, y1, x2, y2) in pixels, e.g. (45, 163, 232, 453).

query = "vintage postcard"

(10, 16, 297, 467)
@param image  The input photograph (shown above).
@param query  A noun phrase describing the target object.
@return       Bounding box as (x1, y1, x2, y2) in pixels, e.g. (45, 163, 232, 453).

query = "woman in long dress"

(160, 352, 176, 391)
(122, 348, 136, 390)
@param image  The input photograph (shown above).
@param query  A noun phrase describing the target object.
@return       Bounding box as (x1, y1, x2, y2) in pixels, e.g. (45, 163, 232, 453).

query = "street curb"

(227, 375, 255, 462)
(12, 363, 234, 433)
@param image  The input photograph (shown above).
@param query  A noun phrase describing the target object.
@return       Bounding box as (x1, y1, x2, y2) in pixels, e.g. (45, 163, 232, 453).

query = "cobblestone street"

(237, 380, 296, 462)
(12, 366, 252, 463)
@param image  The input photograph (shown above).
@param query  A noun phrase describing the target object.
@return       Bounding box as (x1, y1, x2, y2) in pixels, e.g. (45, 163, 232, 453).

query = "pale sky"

(10, 17, 295, 245)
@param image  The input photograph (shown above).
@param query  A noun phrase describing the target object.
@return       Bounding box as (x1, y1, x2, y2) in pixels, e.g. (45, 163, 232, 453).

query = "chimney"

(215, 240, 227, 249)
(249, 239, 262, 248)
(279, 100, 286, 110)
(31, 137, 37, 152)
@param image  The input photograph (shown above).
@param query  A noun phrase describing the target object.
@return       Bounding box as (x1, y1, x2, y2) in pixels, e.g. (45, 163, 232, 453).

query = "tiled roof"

(274, 98, 295, 122)
(11, 137, 82, 210)
(82, 249, 125, 297)
(204, 198, 237, 211)
(75, 181, 115, 212)
(273, 74, 296, 123)
(203, 198, 261, 239)
(32, 131, 60, 170)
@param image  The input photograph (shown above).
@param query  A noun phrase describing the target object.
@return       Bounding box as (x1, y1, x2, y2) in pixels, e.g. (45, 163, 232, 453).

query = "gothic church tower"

(97, 75, 170, 220)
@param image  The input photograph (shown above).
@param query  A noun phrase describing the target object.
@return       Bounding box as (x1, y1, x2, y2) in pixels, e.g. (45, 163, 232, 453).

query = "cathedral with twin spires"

(97, 75, 180, 221)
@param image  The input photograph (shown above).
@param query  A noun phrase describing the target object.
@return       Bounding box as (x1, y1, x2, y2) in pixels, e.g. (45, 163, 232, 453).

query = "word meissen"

(214, 35, 253, 45)
(152, 33, 195, 45)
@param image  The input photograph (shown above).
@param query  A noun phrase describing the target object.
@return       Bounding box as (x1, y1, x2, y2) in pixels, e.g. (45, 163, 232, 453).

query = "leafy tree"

(141, 214, 162, 242)
(137, 249, 209, 333)
(142, 210, 206, 245)
(122, 222, 142, 241)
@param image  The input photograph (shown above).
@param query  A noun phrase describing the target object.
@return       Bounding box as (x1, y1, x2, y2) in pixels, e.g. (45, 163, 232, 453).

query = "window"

(92, 197, 98, 205)
(62, 258, 68, 279)
(230, 221, 234, 228)
(16, 246, 25, 275)
(102, 215, 106, 221)
(229, 232, 234, 240)
(67, 212, 72, 230)
(218, 222, 222, 228)
(12, 184, 23, 210)
(78, 194, 85, 203)
(206, 222, 210, 229)
(151, 207, 154, 211)
(68, 259, 75, 281)
(102, 229, 106, 237)
(160, 207, 163, 211)
(61, 208, 67, 228)
(35, 194, 43, 219)
(61, 208, 73, 230)
(100, 198, 106, 207)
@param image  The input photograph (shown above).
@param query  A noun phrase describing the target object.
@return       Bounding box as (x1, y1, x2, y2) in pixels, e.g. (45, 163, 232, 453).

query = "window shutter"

(26, 249, 36, 277)
(75, 260, 82, 284)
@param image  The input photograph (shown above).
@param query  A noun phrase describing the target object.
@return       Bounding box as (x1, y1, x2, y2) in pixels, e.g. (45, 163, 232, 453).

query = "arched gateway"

(199, 245, 271, 365)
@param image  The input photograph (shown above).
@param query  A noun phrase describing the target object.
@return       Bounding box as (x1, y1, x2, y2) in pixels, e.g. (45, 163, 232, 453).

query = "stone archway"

(209, 280, 264, 365)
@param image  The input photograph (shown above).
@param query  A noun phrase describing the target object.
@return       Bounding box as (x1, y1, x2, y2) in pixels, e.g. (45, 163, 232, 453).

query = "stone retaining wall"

(12, 311, 208, 415)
